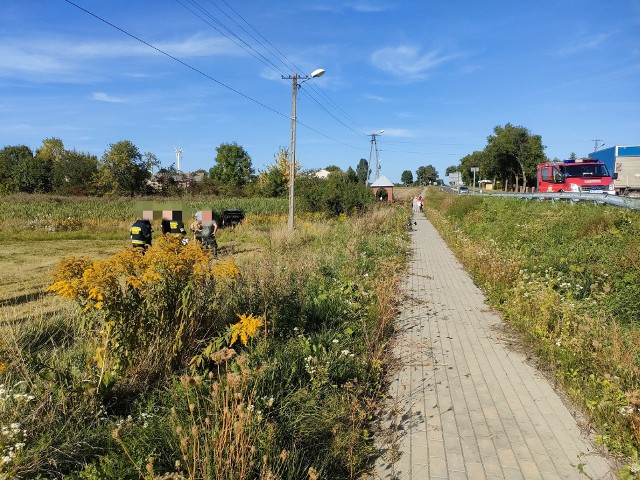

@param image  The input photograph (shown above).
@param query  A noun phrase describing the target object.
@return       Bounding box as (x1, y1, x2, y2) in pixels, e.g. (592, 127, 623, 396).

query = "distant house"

(370, 175, 394, 202)
(478, 180, 494, 190)
(446, 171, 462, 186)
(148, 171, 205, 192)
(314, 169, 331, 179)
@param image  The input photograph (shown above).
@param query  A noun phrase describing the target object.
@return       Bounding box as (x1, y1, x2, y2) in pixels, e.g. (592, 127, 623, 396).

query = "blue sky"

(1, 0, 638, 183)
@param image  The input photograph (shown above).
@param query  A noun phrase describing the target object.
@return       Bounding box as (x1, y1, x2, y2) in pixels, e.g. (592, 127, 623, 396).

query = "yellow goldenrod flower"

(229, 313, 264, 347)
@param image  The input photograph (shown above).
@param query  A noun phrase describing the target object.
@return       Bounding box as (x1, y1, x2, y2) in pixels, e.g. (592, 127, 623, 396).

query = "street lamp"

(283, 68, 325, 230)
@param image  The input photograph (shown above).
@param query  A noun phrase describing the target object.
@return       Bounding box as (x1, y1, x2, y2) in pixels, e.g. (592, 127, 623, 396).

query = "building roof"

(314, 169, 331, 179)
(370, 175, 394, 187)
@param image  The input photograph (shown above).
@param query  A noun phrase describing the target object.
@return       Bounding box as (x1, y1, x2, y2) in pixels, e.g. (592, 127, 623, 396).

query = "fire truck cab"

(537, 158, 616, 194)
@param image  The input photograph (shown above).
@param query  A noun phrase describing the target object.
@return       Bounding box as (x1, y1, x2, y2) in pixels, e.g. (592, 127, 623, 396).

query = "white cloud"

(0, 34, 243, 82)
(555, 33, 610, 56)
(91, 92, 126, 103)
(363, 93, 387, 102)
(311, 2, 390, 13)
(381, 128, 416, 138)
(371, 45, 457, 80)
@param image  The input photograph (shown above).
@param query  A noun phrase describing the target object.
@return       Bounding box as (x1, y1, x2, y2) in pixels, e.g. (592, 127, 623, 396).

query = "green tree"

(356, 158, 370, 184)
(416, 165, 438, 185)
(345, 167, 359, 183)
(36, 137, 65, 164)
(457, 151, 484, 186)
(400, 170, 414, 185)
(256, 146, 291, 198)
(0, 145, 34, 193)
(569, 152, 577, 161)
(0, 145, 52, 193)
(445, 165, 459, 175)
(297, 171, 373, 216)
(485, 123, 547, 190)
(34, 137, 66, 193)
(259, 166, 288, 197)
(144, 152, 160, 173)
(209, 142, 255, 189)
(52, 149, 99, 195)
(96, 140, 150, 196)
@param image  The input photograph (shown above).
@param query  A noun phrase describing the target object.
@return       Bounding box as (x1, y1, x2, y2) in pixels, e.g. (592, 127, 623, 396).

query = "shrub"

(295, 173, 374, 216)
(47, 236, 242, 394)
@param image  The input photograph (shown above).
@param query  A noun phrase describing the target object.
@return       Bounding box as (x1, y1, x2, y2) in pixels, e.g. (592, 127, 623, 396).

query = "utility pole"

(592, 139, 605, 152)
(367, 130, 384, 184)
(286, 73, 298, 230)
(282, 69, 325, 230)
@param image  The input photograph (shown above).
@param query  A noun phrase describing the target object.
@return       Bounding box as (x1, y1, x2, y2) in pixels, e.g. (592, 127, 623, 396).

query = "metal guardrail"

(466, 190, 640, 210)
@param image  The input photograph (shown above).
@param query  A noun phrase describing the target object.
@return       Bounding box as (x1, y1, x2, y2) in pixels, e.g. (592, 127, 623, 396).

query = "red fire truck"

(536, 158, 616, 194)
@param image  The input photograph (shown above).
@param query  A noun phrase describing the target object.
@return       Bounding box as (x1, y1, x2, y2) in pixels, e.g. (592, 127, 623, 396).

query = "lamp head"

(310, 68, 325, 78)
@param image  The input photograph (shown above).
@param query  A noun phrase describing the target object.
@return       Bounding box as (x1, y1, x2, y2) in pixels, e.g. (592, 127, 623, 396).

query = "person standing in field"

(190, 212, 203, 240)
(169, 219, 186, 238)
(190, 212, 219, 256)
(130, 218, 152, 252)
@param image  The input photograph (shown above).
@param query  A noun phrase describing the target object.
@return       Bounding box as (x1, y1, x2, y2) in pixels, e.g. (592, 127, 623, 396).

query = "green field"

(425, 189, 640, 470)
(0, 194, 411, 479)
(4, 188, 638, 478)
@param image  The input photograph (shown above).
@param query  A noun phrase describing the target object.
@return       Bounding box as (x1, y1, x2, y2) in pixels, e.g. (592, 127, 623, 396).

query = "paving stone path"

(373, 214, 616, 480)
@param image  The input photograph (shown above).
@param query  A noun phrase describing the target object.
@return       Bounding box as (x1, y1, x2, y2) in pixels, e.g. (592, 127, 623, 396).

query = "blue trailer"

(589, 145, 640, 196)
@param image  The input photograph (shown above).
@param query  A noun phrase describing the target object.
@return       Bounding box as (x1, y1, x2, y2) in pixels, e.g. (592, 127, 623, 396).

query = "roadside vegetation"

(0, 190, 411, 479)
(425, 188, 640, 476)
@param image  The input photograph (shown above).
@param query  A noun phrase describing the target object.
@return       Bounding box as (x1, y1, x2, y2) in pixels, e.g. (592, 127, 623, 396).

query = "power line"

(175, 0, 285, 75)
(61, 0, 364, 153)
(63, 0, 287, 119)
(213, 0, 301, 74)
(202, 0, 366, 135)
(383, 140, 478, 147)
(380, 149, 462, 156)
(299, 87, 362, 135)
(305, 83, 365, 132)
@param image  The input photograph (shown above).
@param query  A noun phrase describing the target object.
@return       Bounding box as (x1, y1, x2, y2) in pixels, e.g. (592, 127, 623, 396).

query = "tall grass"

(0, 195, 288, 241)
(425, 188, 640, 467)
(0, 202, 409, 478)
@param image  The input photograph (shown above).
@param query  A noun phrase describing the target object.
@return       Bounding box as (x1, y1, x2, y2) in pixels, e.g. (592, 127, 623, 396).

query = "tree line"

(0, 138, 156, 196)
(0, 138, 368, 197)
(400, 165, 439, 186)
(398, 123, 553, 190)
(445, 123, 548, 190)
(0, 138, 376, 215)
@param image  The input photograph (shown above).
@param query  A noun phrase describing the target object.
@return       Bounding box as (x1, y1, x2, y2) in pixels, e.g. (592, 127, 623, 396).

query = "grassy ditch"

(0, 201, 409, 479)
(425, 188, 640, 471)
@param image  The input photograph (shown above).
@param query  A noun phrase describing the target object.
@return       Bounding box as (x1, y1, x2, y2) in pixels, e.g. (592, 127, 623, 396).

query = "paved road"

(373, 214, 616, 480)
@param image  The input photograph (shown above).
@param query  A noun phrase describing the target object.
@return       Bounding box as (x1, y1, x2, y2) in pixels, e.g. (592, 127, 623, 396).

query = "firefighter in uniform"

(169, 219, 186, 238)
(130, 219, 152, 252)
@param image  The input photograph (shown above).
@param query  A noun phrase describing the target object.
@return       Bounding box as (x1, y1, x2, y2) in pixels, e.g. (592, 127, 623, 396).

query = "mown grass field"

(425, 188, 640, 477)
(0, 193, 415, 479)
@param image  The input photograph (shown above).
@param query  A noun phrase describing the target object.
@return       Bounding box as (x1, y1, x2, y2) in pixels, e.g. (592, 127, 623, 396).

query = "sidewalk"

(373, 214, 616, 480)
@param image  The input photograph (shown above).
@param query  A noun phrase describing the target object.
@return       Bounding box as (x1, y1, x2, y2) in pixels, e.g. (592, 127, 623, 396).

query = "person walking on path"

(373, 213, 615, 479)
